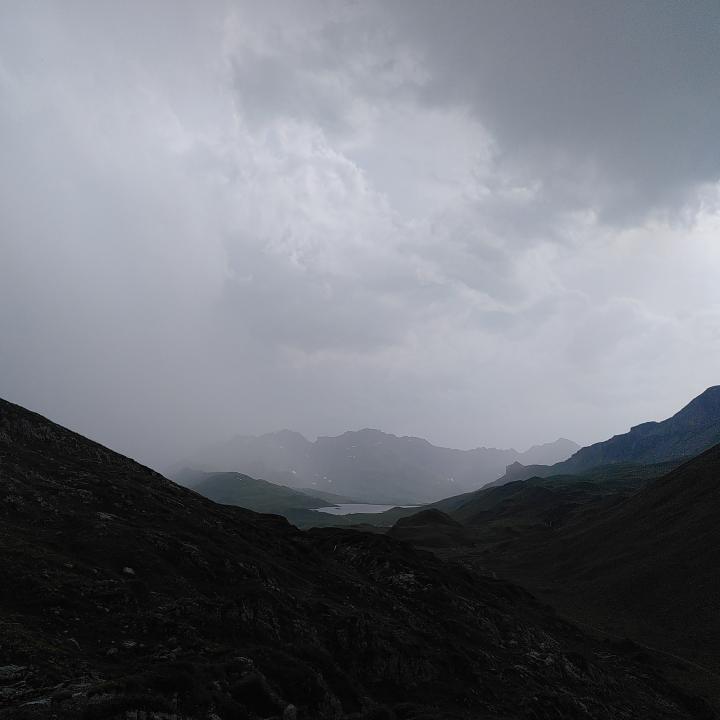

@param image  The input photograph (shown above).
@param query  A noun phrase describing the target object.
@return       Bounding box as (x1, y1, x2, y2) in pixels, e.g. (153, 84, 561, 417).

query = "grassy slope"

(192, 471, 332, 513)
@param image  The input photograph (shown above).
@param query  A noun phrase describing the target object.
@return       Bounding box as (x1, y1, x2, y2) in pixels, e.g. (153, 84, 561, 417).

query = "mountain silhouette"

(490, 387, 720, 487)
(0, 397, 706, 719)
(175, 430, 578, 504)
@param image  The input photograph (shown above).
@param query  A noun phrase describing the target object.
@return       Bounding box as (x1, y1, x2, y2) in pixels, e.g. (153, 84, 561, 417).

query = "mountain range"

(4, 386, 720, 714)
(490, 386, 720, 486)
(173, 430, 579, 504)
(405, 445, 720, 709)
(380, 387, 720, 709)
(1, 397, 707, 719)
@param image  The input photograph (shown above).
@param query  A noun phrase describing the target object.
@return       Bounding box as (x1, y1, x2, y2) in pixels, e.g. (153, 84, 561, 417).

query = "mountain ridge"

(189, 471, 333, 514)
(0, 396, 704, 718)
(459, 441, 720, 689)
(489, 387, 720, 488)
(175, 429, 578, 504)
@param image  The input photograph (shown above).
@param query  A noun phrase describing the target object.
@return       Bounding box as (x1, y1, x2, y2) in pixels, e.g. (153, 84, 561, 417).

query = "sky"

(2, 1, 720, 469)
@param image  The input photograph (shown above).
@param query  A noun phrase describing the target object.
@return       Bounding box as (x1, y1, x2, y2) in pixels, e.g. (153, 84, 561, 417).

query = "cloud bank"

(1, 1, 720, 467)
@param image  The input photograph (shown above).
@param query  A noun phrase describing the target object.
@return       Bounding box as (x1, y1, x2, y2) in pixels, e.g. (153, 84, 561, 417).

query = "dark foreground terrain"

(391, 447, 720, 711)
(0, 398, 714, 719)
(449, 448, 720, 679)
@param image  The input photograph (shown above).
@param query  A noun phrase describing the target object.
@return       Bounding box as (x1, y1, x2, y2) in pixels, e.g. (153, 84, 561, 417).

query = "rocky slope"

(490, 387, 720, 487)
(557, 386, 720, 472)
(0, 398, 710, 719)
(404, 447, 720, 711)
(186, 471, 331, 514)
(387, 509, 474, 549)
(514, 445, 720, 671)
(445, 461, 678, 527)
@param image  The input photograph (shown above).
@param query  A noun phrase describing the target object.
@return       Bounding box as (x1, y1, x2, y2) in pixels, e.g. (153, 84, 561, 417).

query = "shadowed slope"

(450, 443, 720, 708)
(541, 444, 720, 664)
(489, 387, 720, 488)
(558, 386, 720, 473)
(0, 398, 710, 719)
(190, 471, 331, 513)
(388, 509, 474, 548)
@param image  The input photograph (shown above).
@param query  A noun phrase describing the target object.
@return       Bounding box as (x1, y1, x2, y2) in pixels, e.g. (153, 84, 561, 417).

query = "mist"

(2, 1, 720, 469)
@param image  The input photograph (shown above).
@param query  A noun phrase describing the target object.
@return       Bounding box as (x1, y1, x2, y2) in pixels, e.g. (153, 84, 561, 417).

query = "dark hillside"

(538, 444, 720, 667)
(450, 462, 672, 528)
(558, 387, 720, 471)
(488, 387, 720, 488)
(388, 509, 474, 548)
(0, 398, 710, 719)
(191, 471, 330, 513)
(439, 445, 720, 709)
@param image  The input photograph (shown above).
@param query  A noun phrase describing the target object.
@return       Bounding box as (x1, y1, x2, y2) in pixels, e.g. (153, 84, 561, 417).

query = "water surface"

(313, 503, 417, 515)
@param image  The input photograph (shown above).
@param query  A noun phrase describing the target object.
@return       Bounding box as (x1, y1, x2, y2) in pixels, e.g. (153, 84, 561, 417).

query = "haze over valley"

(173, 430, 579, 503)
(3, 2, 720, 470)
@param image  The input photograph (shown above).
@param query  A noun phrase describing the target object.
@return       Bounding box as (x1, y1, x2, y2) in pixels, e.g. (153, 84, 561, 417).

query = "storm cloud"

(1, 1, 720, 468)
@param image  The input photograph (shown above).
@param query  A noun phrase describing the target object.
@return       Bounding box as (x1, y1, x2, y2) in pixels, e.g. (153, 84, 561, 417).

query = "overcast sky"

(2, 1, 720, 468)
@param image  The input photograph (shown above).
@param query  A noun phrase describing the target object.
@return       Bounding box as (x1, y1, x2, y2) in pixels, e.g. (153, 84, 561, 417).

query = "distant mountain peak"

(341, 428, 395, 439)
(181, 426, 579, 504)
(266, 428, 309, 441)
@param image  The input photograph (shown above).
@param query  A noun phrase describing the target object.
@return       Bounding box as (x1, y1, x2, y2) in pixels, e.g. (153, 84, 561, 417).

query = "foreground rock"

(388, 509, 475, 548)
